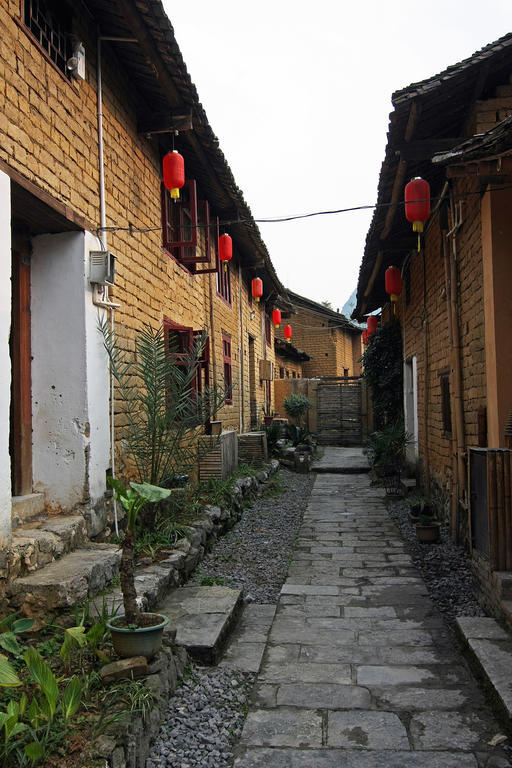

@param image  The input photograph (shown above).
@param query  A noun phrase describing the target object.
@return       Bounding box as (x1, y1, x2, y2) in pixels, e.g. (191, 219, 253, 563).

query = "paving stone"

(220, 642, 267, 673)
(356, 665, 436, 686)
(260, 662, 351, 684)
(276, 683, 371, 709)
(234, 749, 478, 767)
(374, 686, 471, 710)
(456, 616, 510, 641)
(241, 708, 322, 747)
(280, 584, 340, 596)
(409, 710, 491, 750)
(327, 710, 410, 749)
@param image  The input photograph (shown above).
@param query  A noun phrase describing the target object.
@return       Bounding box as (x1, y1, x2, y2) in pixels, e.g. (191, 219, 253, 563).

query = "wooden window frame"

(163, 318, 210, 401)
(265, 315, 271, 347)
(21, 0, 72, 80)
(222, 333, 233, 405)
(216, 258, 231, 305)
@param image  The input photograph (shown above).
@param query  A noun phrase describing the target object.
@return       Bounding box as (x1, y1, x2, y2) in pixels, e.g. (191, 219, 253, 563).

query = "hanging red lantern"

(163, 150, 185, 200)
(284, 325, 292, 342)
(272, 309, 281, 328)
(219, 234, 232, 271)
(251, 277, 263, 303)
(367, 316, 378, 336)
(362, 330, 369, 346)
(405, 177, 430, 251)
(385, 266, 402, 304)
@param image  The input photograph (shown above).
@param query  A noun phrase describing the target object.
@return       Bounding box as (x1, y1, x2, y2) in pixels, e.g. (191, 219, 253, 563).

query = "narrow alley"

(232, 448, 509, 767)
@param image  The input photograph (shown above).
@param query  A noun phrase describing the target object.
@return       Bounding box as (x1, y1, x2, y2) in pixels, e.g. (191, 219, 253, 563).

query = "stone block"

(100, 656, 148, 683)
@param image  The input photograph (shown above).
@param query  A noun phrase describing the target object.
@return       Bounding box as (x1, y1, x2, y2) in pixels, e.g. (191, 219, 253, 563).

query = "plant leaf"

(62, 677, 83, 720)
(12, 618, 35, 634)
(0, 654, 22, 687)
(24, 648, 58, 720)
(25, 741, 45, 763)
(130, 482, 172, 503)
(0, 632, 22, 655)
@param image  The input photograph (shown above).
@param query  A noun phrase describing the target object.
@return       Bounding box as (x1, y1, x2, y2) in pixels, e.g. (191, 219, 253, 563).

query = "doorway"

(10, 234, 32, 496)
(248, 334, 257, 428)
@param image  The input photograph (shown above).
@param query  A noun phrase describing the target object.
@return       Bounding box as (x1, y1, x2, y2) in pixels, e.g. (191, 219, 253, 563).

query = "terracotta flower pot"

(107, 613, 169, 659)
(415, 521, 440, 543)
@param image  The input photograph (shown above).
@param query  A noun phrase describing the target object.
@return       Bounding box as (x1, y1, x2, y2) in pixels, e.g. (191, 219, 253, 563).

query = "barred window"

(23, 0, 71, 77)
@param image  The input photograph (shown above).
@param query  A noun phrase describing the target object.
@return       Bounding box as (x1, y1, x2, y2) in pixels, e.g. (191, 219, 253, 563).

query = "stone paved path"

(233, 453, 509, 767)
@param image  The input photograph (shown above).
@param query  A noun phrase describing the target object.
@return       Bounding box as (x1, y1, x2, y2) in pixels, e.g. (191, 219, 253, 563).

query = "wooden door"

(10, 243, 32, 496)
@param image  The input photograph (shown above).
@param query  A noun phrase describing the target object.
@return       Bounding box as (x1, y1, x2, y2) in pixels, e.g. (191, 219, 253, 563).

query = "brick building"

(280, 290, 362, 379)
(2, 0, 290, 566)
(353, 34, 512, 621)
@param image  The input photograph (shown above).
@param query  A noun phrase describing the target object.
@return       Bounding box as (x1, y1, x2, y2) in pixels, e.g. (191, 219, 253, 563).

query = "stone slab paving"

(233, 461, 510, 767)
(158, 584, 243, 664)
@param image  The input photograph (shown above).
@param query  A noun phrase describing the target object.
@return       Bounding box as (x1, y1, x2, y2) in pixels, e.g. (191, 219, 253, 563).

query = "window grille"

(24, 0, 70, 76)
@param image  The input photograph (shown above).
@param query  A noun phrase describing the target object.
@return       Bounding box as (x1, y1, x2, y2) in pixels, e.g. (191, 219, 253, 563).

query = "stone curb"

(88, 460, 279, 768)
(455, 616, 512, 729)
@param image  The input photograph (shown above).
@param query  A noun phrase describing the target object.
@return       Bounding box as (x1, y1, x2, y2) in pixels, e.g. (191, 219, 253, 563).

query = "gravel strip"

(146, 666, 254, 768)
(387, 496, 486, 626)
(189, 467, 315, 603)
(146, 467, 314, 768)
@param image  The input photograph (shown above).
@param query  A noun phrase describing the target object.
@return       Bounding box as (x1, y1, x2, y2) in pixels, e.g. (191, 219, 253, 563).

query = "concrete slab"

(374, 686, 471, 710)
(327, 710, 409, 749)
(158, 585, 242, 664)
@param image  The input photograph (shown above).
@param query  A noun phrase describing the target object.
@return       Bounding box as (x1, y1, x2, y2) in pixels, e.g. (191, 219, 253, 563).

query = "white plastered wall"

(0, 171, 12, 545)
(31, 231, 110, 510)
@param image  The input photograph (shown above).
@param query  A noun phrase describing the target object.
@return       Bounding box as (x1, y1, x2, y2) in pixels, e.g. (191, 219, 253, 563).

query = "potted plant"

(283, 393, 313, 429)
(106, 478, 172, 658)
(415, 512, 441, 543)
(408, 494, 435, 523)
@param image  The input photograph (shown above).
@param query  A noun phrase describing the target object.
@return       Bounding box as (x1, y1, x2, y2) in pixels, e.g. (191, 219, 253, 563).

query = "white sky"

(163, 1, 511, 312)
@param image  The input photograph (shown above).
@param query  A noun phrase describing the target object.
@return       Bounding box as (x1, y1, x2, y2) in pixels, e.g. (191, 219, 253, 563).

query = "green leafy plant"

(0, 647, 83, 766)
(283, 394, 313, 428)
(0, 614, 35, 661)
(107, 477, 172, 626)
(100, 322, 231, 487)
(369, 422, 411, 475)
(361, 317, 403, 428)
(262, 423, 281, 454)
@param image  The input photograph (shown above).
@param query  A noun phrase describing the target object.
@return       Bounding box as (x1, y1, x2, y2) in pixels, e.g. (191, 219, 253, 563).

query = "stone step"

(11, 493, 45, 526)
(7, 545, 121, 622)
(455, 616, 512, 723)
(493, 571, 512, 601)
(158, 585, 243, 665)
(220, 603, 276, 673)
(10, 515, 89, 577)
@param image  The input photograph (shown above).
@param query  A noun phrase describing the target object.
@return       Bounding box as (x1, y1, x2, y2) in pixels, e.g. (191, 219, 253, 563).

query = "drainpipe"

(446, 195, 466, 540)
(96, 35, 136, 535)
(238, 261, 244, 432)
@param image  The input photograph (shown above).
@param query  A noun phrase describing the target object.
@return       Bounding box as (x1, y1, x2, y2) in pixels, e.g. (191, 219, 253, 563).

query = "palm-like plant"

(100, 322, 229, 486)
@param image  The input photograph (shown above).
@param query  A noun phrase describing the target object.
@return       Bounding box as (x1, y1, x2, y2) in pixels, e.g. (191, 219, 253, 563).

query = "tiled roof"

(353, 33, 512, 320)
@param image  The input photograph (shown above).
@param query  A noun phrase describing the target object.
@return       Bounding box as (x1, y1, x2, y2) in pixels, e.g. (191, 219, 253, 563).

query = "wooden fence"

(470, 448, 512, 571)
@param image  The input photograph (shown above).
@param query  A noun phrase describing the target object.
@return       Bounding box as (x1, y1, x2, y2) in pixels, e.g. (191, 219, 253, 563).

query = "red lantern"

(252, 277, 263, 303)
(385, 266, 402, 303)
(272, 309, 281, 328)
(367, 316, 378, 336)
(163, 151, 185, 200)
(405, 177, 430, 250)
(362, 330, 369, 346)
(284, 325, 292, 342)
(219, 234, 232, 271)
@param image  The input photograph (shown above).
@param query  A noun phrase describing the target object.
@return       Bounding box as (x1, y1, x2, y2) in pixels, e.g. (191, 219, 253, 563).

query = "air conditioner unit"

(259, 359, 274, 380)
(89, 250, 116, 285)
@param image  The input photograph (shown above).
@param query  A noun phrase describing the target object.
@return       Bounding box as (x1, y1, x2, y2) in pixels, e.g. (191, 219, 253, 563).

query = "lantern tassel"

(171, 188, 180, 200)
(413, 220, 423, 252)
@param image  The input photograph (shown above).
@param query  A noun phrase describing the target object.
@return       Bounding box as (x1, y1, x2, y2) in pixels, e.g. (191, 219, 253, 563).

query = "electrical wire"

(95, 184, 512, 239)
